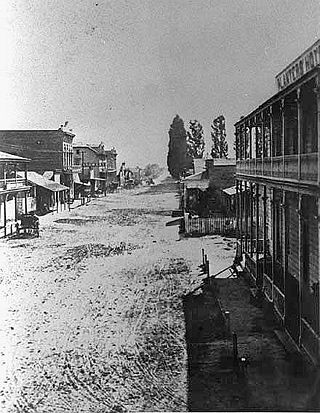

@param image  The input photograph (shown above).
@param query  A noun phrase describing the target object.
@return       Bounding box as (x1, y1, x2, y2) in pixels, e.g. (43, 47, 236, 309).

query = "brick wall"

(73, 147, 100, 180)
(0, 130, 74, 173)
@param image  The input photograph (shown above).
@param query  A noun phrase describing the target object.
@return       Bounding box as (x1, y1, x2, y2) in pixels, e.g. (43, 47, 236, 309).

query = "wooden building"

(235, 39, 320, 362)
(0, 127, 75, 196)
(17, 171, 69, 214)
(0, 151, 30, 237)
(73, 143, 117, 195)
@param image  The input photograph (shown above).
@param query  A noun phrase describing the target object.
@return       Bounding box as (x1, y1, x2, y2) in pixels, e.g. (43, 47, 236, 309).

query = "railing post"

(297, 87, 302, 181)
(281, 98, 285, 179)
(270, 106, 273, 177)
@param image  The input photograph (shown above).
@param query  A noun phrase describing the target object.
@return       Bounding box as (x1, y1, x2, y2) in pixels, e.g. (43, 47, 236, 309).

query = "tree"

(167, 115, 190, 179)
(210, 115, 228, 158)
(187, 120, 205, 159)
(143, 163, 164, 180)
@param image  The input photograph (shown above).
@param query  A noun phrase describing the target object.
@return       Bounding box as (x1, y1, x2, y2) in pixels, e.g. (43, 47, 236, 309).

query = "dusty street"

(0, 179, 235, 412)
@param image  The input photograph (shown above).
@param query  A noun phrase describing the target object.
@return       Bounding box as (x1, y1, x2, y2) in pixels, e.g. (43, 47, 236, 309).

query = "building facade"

(0, 151, 30, 237)
(235, 39, 320, 362)
(0, 127, 75, 195)
(73, 143, 117, 195)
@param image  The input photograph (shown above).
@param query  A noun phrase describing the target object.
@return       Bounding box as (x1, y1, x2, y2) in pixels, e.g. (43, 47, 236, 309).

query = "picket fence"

(184, 214, 237, 237)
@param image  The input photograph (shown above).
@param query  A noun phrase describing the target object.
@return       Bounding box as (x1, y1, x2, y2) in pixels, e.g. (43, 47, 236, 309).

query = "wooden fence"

(184, 214, 237, 237)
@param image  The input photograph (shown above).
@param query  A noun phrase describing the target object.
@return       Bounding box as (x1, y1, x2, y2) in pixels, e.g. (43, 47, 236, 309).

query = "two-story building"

(0, 151, 30, 237)
(235, 39, 320, 363)
(0, 127, 75, 197)
(73, 143, 117, 196)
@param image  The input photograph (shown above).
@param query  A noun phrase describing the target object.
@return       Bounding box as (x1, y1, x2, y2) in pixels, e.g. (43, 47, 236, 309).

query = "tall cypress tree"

(167, 115, 189, 179)
(210, 115, 228, 158)
(187, 120, 205, 159)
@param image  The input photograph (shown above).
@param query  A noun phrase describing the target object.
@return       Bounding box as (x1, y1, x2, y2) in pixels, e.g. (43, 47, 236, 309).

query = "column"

(24, 162, 28, 186)
(244, 181, 249, 252)
(297, 88, 302, 180)
(282, 190, 287, 320)
(236, 180, 239, 238)
(14, 195, 17, 221)
(3, 194, 7, 237)
(256, 184, 262, 288)
(270, 106, 274, 176)
(318, 197, 320, 350)
(261, 112, 265, 176)
(298, 194, 303, 345)
(271, 189, 275, 294)
(316, 73, 320, 185)
(281, 98, 285, 178)
(262, 186, 267, 283)
(24, 192, 28, 214)
(250, 182, 254, 258)
(239, 181, 243, 253)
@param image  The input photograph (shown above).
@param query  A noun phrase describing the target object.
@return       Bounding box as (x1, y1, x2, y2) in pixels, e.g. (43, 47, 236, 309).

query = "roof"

(183, 171, 207, 181)
(222, 186, 237, 196)
(185, 179, 210, 190)
(213, 158, 236, 166)
(17, 171, 69, 192)
(235, 66, 320, 127)
(0, 151, 30, 163)
(0, 129, 75, 137)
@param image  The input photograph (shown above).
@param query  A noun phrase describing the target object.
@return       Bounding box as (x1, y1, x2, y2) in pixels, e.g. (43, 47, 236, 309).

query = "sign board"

(275, 39, 320, 91)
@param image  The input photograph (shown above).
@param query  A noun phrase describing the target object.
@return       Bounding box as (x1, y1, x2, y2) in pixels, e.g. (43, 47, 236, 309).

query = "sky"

(0, 0, 319, 168)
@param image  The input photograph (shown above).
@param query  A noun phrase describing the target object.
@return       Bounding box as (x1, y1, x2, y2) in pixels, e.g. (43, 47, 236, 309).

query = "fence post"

(233, 332, 239, 371)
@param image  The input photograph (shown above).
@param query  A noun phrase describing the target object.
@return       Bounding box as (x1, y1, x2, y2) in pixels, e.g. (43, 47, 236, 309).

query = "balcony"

(0, 178, 28, 191)
(237, 152, 318, 184)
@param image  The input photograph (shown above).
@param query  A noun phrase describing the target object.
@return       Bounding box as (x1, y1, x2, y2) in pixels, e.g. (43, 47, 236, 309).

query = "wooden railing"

(184, 214, 237, 236)
(0, 178, 27, 190)
(237, 152, 318, 183)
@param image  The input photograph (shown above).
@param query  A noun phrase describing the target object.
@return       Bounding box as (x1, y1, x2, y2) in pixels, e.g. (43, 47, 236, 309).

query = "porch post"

(271, 189, 275, 295)
(262, 185, 267, 286)
(316, 74, 320, 185)
(14, 194, 17, 221)
(244, 181, 249, 252)
(298, 194, 303, 346)
(318, 197, 320, 353)
(282, 190, 287, 322)
(261, 112, 265, 176)
(236, 179, 239, 237)
(24, 192, 28, 214)
(24, 162, 28, 186)
(256, 183, 262, 288)
(250, 182, 254, 258)
(239, 180, 243, 252)
(270, 106, 273, 175)
(281, 98, 285, 179)
(297, 88, 302, 180)
(3, 194, 7, 237)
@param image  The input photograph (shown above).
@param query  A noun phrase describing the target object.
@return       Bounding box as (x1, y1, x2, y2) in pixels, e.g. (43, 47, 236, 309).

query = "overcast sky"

(0, 0, 319, 167)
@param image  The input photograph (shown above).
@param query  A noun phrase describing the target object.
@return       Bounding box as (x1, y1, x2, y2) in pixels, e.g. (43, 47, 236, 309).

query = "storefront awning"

(18, 171, 69, 192)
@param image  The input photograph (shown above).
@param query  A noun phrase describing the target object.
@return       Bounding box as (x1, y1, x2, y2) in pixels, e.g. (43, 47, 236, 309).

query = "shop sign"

(275, 39, 320, 91)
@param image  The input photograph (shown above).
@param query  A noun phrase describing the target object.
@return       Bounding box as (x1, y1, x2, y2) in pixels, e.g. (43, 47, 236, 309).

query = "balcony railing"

(237, 152, 318, 184)
(0, 178, 27, 191)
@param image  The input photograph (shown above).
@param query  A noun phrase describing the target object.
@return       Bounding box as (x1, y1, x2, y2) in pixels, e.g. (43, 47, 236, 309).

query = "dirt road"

(0, 180, 235, 412)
